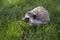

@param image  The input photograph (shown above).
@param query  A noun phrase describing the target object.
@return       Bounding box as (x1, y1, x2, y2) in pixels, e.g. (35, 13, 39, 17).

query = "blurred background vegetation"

(0, 0, 60, 40)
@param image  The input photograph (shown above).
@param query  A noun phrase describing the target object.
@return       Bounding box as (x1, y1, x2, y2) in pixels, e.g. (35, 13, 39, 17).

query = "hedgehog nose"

(22, 18, 29, 22)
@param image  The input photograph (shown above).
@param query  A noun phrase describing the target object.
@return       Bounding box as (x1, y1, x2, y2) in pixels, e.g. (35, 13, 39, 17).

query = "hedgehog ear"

(32, 15, 37, 19)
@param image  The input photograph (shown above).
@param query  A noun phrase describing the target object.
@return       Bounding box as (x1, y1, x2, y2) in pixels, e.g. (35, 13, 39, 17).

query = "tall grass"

(0, 0, 60, 40)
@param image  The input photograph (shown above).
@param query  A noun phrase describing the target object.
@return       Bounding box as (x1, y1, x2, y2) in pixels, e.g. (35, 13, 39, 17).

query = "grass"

(0, 0, 60, 40)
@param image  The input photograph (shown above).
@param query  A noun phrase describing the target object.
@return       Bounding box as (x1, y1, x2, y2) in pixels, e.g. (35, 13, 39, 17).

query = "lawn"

(0, 0, 60, 40)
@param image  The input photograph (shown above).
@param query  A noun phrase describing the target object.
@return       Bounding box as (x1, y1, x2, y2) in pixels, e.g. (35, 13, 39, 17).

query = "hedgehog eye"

(32, 15, 37, 19)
